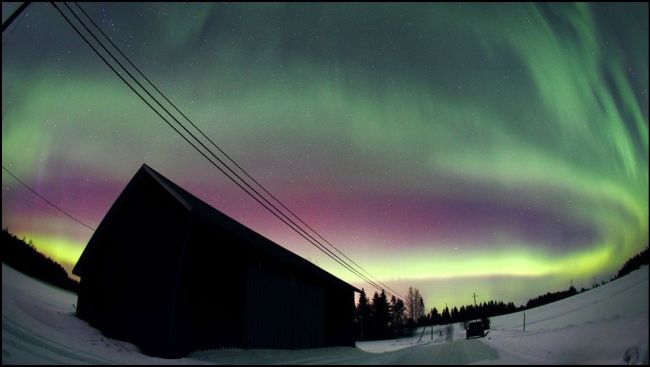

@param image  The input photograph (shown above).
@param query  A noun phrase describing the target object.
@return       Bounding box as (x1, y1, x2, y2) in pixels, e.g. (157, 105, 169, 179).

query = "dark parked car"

(466, 320, 486, 339)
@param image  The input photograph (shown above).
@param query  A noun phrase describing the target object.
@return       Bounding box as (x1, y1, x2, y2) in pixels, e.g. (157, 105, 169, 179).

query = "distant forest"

(2, 226, 647, 337)
(1, 229, 79, 293)
(355, 245, 649, 339)
(523, 246, 649, 311)
(617, 246, 649, 279)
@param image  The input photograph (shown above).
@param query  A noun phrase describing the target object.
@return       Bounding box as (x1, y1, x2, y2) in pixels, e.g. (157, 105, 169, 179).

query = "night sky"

(2, 3, 648, 310)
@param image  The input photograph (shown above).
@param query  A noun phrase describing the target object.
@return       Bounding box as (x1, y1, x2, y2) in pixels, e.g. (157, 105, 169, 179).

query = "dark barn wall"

(76, 175, 191, 358)
(75, 165, 358, 357)
(175, 220, 248, 353)
(177, 218, 355, 353)
(244, 255, 325, 349)
(324, 287, 356, 347)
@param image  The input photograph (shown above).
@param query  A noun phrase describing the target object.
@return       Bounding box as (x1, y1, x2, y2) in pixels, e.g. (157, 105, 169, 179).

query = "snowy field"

(2, 263, 648, 364)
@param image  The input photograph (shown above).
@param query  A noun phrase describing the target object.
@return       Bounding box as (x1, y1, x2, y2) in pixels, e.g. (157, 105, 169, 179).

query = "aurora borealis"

(2, 3, 648, 310)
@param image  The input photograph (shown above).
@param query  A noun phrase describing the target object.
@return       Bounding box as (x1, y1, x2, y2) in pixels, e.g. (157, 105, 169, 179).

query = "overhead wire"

(71, 1, 404, 300)
(2, 165, 96, 231)
(1, 2, 31, 33)
(60, 1, 400, 299)
(2, 5, 27, 48)
(51, 2, 401, 299)
(55, 2, 389, 298)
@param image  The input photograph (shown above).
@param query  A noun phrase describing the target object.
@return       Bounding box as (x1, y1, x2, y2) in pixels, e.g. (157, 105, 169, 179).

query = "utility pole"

(473, 292, 478, 306)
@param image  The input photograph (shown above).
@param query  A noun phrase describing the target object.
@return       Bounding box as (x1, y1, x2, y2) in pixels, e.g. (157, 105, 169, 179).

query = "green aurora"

(2, 3, 648, 309)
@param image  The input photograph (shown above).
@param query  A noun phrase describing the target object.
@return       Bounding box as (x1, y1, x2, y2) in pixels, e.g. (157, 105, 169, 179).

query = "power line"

(72, 2, 405, 300)
(2, 2, 28, 48)
(65, 1, 402, 299)
(64, 1, 391, 297)
(54, 2, 388, 298)
(2, 2, 31, 33)
(51, 2, 400, 299)
(2, 165, 96, 231)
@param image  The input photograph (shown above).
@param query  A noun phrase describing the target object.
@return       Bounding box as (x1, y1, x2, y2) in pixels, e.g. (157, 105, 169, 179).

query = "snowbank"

(1, 264, 204, 364)
(2, 263, 648, 364)
(480, 266, 649, 364)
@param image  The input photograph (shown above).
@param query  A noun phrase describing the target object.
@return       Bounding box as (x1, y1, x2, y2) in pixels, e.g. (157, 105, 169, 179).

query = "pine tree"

(371, 289, 391, 339)
(431, 307, 440, 325)
(441, 306, 450, 325)
(356, 288, 370, 340)
(392, 297, 405, 328)
(389, 296, 397, 328)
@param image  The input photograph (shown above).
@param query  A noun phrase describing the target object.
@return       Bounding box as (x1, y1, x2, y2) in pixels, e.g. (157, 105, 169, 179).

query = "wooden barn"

(73, 164, 359, 358)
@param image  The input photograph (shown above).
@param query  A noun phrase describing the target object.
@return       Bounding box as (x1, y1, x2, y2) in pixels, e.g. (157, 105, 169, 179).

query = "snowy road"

(2, 263, 648, 364)
(392, 339, 499, 365)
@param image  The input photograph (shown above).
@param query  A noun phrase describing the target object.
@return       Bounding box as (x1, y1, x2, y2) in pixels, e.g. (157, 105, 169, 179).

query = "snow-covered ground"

(480, 266, 649, 365)
(2, 263, 648, 364)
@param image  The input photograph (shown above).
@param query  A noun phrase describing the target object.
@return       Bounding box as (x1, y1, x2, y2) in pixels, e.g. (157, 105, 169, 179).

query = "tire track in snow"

(2, 316, 116, 364)
(2, 333, 70, 364)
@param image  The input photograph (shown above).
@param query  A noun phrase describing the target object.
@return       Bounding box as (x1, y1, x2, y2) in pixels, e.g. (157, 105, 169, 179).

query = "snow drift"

(2, 263, 648, 364)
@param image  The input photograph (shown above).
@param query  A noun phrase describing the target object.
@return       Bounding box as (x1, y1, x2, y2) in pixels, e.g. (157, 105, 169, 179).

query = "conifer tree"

(356, 288, 370, 340)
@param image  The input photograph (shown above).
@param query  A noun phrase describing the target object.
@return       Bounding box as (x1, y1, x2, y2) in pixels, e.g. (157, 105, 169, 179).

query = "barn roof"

(75, 164, 360, 293)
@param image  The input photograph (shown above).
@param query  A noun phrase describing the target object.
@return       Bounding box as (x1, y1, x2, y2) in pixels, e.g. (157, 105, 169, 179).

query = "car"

(465, 320, 486, 339)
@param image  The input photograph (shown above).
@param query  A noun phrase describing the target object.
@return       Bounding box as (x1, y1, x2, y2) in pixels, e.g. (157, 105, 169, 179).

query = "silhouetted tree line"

(353, 249, 649, 341)
(1, 229, 78, 293)
(616, 246, 649, 279)
(525, 246, 650, 309)
(525, 285, 577, 309)
(430, 246, 650, 326)
(430, 300, 519, 326)
(355, 289, 411, 340)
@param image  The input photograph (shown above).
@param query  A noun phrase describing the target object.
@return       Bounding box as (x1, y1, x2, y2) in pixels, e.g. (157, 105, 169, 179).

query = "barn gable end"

(73, 164, 358, 358)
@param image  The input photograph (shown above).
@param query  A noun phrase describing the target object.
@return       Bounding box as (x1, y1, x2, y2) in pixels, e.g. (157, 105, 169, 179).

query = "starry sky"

(2, 3, 648, 310)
